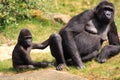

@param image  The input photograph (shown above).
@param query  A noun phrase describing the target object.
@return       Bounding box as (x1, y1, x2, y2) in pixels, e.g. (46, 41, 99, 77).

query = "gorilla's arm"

(32, 39, 49, 49)
(60, 10, 94, 68)
(96, 21, 120, 63)
(64, 10, 94, 33)
(108, 21, 120, 45)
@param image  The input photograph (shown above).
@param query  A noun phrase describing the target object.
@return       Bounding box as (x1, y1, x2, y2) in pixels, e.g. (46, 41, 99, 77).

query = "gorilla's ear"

(94, 4, 100, 14)
(94, 0, 104, 13)
(94, 1, 103, 14)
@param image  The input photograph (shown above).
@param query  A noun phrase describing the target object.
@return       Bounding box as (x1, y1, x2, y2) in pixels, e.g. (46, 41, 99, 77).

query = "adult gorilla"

(39, 0, 120, 70)
(12, 28, 51, 70)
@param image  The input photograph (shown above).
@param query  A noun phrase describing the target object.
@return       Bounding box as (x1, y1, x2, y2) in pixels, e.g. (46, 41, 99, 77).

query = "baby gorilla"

(12, 28, 50, 70)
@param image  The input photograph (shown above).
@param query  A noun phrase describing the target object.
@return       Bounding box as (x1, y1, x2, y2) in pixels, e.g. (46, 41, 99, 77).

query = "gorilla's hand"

(96, 53, 108, 63)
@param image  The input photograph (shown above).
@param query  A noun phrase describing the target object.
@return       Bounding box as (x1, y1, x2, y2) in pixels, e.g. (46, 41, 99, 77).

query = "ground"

(0, 70, 87, 80)
(0, 43, 120, 80)
(0, 44, 50, 61)
(0, 44, 87, 80)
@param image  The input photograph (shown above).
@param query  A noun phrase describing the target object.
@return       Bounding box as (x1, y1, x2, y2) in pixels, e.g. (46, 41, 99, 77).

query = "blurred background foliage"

(0, 0, 120, 44)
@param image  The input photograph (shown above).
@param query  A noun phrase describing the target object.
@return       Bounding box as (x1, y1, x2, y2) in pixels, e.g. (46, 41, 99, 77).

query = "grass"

(0, 52, 120, 80)
(0, 0, 120, 80)
(0, 59, 16, 74)
(0, 18, 63, 44)
(0, 52, 55, 73)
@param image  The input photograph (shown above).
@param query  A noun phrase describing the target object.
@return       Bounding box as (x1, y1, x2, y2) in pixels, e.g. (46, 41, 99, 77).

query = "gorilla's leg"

(96, 45, 120, 63)
(15, 62, 50, 70)
(15, 65, 35, 70)
(49, 34, 66, 70)
(82, 51, 99, 62)
(32, 62, 52, 68)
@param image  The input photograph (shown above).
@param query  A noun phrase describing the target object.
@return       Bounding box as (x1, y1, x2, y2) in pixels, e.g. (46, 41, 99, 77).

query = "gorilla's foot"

(56, 64, 69, 71)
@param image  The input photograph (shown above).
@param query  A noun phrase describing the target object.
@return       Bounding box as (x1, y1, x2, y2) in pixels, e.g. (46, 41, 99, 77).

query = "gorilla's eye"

(25, 36, 32, 39)
(104, 7, 113, 12)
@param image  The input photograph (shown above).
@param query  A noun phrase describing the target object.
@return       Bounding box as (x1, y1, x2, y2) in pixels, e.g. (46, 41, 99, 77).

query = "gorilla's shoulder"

(77, 9, 94, 17)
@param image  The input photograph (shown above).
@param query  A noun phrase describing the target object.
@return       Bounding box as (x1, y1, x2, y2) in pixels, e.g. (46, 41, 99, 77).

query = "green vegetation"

(0, 0, 120, 80)
(0, 19, 63, 43)
(0, 0, 120, 43)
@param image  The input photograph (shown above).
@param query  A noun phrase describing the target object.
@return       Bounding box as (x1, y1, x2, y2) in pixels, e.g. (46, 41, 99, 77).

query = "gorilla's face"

(24, 36, 32, 47)
(95, 1, 114, 23)
(103, 6, 114, 20)
(18, 28, 32, 47)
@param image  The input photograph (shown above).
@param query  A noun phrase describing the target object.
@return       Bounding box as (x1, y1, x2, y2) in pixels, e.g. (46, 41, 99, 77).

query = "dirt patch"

(0, 44, 50, 61)
(0, 70, 87, 80)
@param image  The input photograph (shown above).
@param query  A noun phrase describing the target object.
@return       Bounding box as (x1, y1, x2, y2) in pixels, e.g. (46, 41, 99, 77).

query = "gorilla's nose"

(106, 13, 111, 17)
(105, 11, 112, 19)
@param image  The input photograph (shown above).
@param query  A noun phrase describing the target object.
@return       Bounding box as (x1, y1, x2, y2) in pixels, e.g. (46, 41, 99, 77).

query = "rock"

(53, 13, 71, 24)
(0, 70, 88, 80)
(0, 45, 14, 61)
(44, 12, 71, 24)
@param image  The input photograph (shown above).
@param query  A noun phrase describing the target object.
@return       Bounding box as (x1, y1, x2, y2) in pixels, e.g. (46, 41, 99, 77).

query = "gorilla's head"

(18, 28, 32, 47)
(94, 0, 114, 24)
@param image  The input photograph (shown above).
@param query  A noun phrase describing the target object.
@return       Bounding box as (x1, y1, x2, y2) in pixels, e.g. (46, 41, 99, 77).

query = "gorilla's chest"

(85, 20, 110, 41)
(74, 20, 110, 53)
